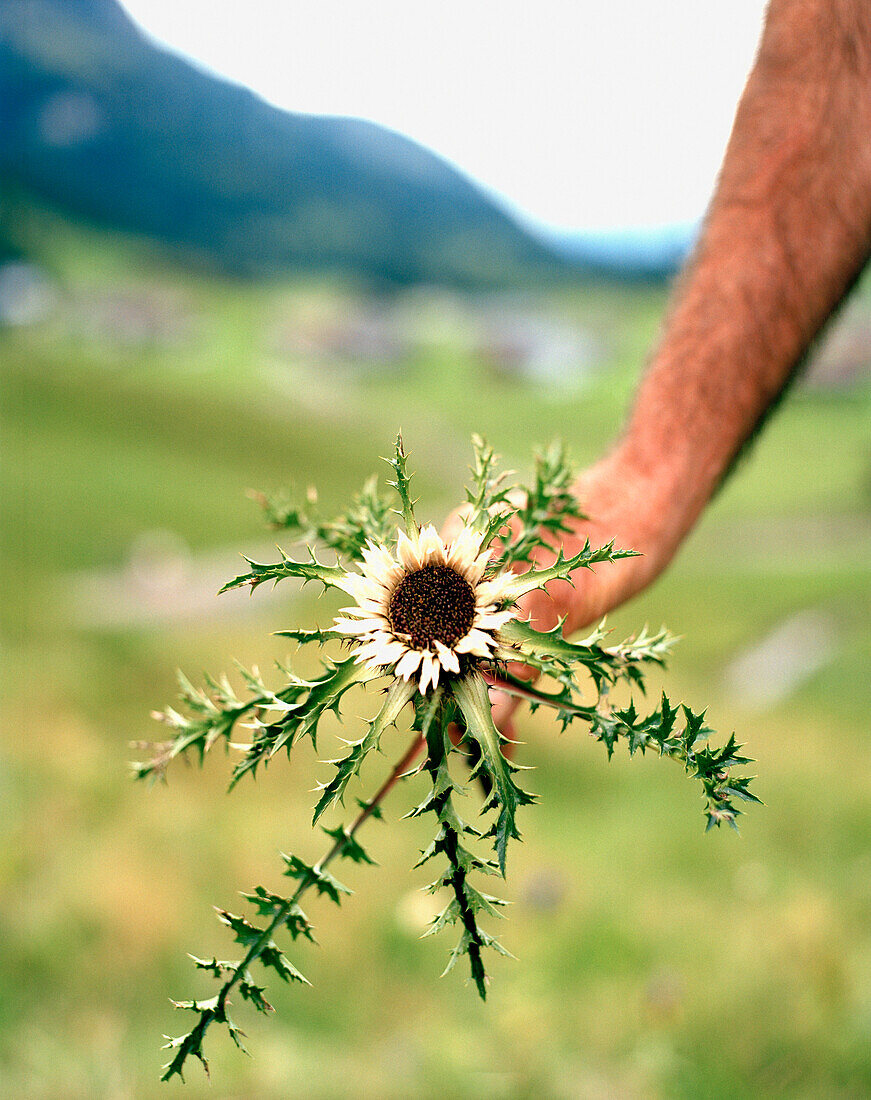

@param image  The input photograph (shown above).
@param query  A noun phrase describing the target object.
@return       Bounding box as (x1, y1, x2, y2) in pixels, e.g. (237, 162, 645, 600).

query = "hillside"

(0, 0, 567, 286)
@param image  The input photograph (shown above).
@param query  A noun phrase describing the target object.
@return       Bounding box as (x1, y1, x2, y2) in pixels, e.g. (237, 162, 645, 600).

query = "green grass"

(2, 224, 870, 1098)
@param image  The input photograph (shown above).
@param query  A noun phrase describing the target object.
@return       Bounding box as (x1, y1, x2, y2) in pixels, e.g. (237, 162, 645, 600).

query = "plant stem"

(216, 731, 425, 1015)
(482, 668, 594, 716)
(349, 731, 426, 836)
(423, 695, 488, 999)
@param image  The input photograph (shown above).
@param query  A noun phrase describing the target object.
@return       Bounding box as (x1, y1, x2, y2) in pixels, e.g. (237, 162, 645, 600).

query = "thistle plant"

(135, 435, 759, 1082)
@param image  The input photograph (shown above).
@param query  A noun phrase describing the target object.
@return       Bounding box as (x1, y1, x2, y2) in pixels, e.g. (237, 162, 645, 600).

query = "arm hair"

(611, 0, 871, 568)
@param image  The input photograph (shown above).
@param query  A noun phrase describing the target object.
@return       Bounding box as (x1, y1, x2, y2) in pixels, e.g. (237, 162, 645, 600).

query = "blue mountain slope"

(0, 0, 569, 286)
(544, 222, 697, 281)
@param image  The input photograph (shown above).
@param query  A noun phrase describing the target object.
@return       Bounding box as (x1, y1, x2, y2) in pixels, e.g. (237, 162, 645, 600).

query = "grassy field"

(3, 223, 871, 1098)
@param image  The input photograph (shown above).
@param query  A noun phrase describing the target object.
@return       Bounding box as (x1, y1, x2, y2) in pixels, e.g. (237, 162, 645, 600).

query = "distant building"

(270, 302, 411, 368)
(476, 307, 603, 388)
(70, 286, 197, 348)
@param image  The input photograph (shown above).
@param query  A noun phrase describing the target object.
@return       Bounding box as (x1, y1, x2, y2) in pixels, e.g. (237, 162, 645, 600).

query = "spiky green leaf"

(452, 672, 536, 876)
(273, 626, 343, 645)
(281, 853, 352, 905)
(219, 547, 351, 595)
(499, 539, 639, 601)
(384, 432, 417, 535)
(321, 824, 378, 865)
(312, 676, 415, 823)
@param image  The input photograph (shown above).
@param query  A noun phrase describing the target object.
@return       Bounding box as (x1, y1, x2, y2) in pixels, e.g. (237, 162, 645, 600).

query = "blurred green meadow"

(3, 216, 871, 1099)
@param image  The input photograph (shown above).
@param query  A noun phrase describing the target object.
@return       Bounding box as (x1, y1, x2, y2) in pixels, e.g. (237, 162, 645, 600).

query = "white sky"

(121, 0, 768, 231)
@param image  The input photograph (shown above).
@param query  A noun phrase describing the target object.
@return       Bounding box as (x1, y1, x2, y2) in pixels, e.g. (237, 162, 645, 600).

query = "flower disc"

(388, 564, 476, 649)
(333, 524, 517, 693)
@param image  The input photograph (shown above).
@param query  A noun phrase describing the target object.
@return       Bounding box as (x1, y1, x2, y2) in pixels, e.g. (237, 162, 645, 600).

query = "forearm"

(500, 0, 871, 649)
(486, 0, 871, 723)
(608, 0, 871, 571)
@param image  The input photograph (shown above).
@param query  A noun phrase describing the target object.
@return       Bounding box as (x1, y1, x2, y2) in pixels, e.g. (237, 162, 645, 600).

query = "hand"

(443, 448, 681, 737)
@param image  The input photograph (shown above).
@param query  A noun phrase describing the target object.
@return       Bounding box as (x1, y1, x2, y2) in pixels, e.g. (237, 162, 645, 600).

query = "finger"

(439, 503, 473, 543)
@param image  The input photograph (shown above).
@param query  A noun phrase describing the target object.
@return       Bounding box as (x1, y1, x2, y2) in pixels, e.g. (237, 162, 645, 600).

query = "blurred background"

(3, 1, 871, 1096)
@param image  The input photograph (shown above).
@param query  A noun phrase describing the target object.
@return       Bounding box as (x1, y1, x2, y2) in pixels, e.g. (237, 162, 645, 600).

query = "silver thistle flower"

(142, 434, 758, 1083)
(333, 523, 517, 693)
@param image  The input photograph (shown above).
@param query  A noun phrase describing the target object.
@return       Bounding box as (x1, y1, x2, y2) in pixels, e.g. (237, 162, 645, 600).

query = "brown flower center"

(388, 564, 476, 650)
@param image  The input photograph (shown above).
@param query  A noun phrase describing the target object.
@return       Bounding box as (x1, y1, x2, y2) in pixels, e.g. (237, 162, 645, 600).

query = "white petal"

(350, 640, 384, 664)
(353, 637, 407, 666)
(395, 648, 424, 681)
(433, 639, 460, 674)
(474, 609, 516, 631)
(342, 573, 388, 604)
(446, 525, 483, 573)
(357, 600, 392, 619)
(473, 573, 516, 606)
(332, 616, 382, 636)
(338, 602, 388, 622)
(396, 529, 422, 571)
(454, 628, 497, 656)
(417, 524, 447, 565)
(360, 542, 403, 585)
(464, 550, 493, 585)
(373, 639, 408, 665)
(418, 650, 436, 693)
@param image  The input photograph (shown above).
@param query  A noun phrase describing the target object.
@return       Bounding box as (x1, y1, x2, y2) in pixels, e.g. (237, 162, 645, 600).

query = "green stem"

(423, 695, 488, 999)
(215, 731, 425, 1016)
(482, 667, 594, 716)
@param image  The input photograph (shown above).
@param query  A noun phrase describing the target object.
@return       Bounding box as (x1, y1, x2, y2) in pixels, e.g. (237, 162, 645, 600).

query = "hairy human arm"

(533, 0, 871, 630)
(480, 0, 871, 730)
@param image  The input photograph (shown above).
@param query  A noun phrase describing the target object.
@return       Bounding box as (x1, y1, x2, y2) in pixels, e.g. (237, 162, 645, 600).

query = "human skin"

(449, 0, 871, 733)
